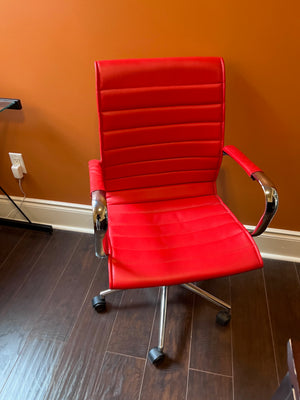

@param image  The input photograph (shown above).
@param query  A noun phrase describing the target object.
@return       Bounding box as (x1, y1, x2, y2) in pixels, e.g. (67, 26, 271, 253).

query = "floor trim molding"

(0, 195, 93, 234)
(1, 195, 299, 263)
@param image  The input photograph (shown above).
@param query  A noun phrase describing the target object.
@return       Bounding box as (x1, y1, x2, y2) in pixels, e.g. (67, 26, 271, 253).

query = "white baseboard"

(0, 195, 93, 234)
(249, 227, 300, 263)
(1, 195, 299, 263)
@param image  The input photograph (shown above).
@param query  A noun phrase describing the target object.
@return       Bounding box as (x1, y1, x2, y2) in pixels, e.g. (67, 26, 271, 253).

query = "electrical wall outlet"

(9, 152, 27, 174)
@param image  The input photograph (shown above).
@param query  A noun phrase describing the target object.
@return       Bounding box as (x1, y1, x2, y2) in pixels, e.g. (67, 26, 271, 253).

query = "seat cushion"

(105, 195, 263, 289)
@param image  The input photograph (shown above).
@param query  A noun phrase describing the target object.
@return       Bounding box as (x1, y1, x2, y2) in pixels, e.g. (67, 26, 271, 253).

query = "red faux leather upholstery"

(90, 57, 263, 290)
(223, 145, 262, 177)
(106, 195, 262, 289)
(89, 159, 105, 193)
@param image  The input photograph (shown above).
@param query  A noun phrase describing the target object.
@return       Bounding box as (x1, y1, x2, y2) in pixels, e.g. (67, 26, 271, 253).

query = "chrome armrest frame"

(91, 191, 108, 258)
(250, 171, 278, 236)
(222, 150, 279, 237)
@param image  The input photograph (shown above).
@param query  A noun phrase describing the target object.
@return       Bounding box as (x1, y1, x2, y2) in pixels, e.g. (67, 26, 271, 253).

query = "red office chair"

(89, 57, 278, 365)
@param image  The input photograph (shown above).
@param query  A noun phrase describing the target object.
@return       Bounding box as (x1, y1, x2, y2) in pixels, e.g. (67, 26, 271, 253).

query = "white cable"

(6, 179, 27, 219)
(18, 179, 26, 199)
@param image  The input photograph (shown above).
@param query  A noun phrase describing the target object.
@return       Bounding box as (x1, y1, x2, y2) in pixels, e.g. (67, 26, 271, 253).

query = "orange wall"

(1, 0, 299, 231)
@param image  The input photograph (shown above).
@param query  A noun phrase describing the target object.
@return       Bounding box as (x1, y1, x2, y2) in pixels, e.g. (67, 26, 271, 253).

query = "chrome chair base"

(92, 283, 231, 366)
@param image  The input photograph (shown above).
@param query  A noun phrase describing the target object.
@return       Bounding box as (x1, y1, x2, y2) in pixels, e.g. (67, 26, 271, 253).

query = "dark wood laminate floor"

(0, 226, 299, 400)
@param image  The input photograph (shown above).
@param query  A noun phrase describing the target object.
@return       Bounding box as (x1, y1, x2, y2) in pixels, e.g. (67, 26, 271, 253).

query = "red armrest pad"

(223, 145, 262, 177)
(88, 159, 105, 193)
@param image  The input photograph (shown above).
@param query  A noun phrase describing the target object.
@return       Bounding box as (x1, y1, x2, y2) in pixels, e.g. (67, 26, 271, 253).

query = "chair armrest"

(88, 159, 105, 193)
(89, 159, 108, 258)
(223, 145, 278, 237)
(250, 171, 279, 236)
(91, 190, 108, 258)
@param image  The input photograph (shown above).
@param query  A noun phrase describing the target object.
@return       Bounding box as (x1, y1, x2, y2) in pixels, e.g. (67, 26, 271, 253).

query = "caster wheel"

(216, 310, 231, 326)
(92, 295, 106, 312)
(148, 347, 165, 366)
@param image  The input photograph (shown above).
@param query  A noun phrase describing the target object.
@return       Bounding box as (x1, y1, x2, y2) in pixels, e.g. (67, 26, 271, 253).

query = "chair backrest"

(95, 57, 225, 204)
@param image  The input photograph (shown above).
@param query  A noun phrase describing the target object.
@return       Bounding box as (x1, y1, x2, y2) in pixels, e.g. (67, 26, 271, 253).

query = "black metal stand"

(0, 186, 53, 233)
(1, 98, 22, 110)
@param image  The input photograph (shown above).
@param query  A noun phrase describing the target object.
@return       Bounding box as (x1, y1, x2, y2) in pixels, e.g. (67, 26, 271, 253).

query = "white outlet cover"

(9, 152, 27, 174)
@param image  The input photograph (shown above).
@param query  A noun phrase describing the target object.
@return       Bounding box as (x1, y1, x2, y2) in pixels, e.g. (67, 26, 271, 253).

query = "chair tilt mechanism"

(88, 57, 278, 366)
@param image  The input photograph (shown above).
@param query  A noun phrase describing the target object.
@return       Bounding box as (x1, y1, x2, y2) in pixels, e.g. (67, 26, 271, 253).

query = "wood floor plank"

(263, 259, 300, 380)
(190, 277, 232, 376)
(3, 230, 81, 328)
(296, 262, 300, 281)
(231, 268, 278, 400)
(45, 264, 123, 400)
(30, 234, 101, 342)
(91, 352, 145, 400)
(108, 286, 159, 358)
(0, 230, 50, 311)
(187, 369, 233, 400)
(0, 230, 80, 386)
(0, 225, 26, 264)
(0, 336, 64, 400)
(0, 318, 28, 386)
(139, 286, 193, 400)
